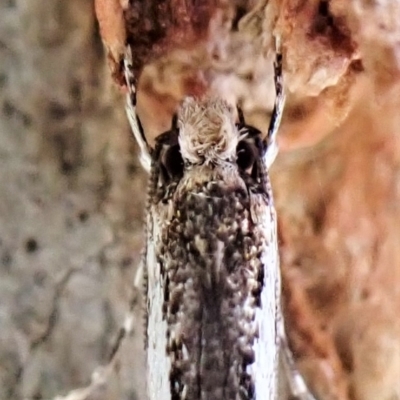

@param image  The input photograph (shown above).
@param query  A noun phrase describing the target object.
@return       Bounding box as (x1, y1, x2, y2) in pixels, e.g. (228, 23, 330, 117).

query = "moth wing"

(146, 213, 172, 400)
(248, 189, 281, 399)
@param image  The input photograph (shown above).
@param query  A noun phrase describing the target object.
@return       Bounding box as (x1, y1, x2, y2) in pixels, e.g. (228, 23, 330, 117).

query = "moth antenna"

(264, 38, 286, 169)
(124, 46, 152, 171)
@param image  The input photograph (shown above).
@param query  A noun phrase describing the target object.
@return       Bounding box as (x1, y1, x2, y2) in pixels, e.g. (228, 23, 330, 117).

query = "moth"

(118, 44, 316, 400)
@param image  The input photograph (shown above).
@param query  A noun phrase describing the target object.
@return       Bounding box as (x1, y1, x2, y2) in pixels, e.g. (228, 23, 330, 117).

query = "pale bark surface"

(0, 2, 146, 399)
(1, 1, 400, 400)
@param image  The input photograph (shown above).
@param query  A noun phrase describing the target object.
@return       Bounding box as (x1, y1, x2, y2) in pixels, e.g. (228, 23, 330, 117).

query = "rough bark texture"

(0, 2, 146, 399)
(1, 1, 399, 400)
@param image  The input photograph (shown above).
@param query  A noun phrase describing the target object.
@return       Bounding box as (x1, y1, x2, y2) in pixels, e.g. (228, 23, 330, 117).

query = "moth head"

(153, 97, 266, 187)
(177, 97, 239, 165)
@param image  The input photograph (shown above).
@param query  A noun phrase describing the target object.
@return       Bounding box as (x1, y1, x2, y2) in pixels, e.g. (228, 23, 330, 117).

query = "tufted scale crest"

(177, 97, 241, 164)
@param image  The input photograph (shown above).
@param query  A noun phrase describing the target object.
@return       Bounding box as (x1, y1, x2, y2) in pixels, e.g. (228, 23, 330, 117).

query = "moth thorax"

(177, 97, 240, 165)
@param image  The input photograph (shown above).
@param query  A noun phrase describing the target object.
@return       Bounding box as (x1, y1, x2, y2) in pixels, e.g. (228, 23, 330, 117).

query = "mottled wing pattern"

(121, 42, 316, 400)
(145, 98, 280, 400)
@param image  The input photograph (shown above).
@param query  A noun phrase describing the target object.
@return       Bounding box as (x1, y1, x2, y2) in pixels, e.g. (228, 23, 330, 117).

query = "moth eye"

(161, 144, 184, 180)
(236, 140, 257, 172)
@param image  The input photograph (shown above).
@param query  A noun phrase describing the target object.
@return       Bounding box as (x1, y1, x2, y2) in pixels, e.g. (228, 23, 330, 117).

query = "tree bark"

(0, 1, 146, 399)
(1, 1, 400, 400)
